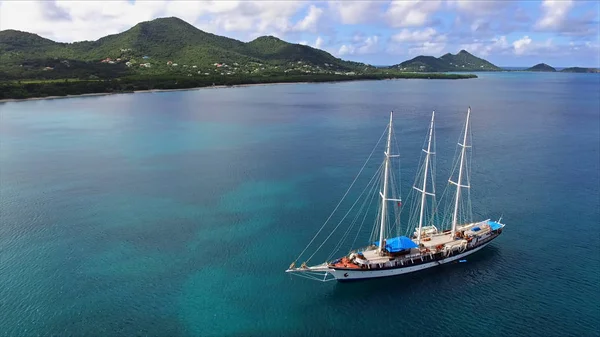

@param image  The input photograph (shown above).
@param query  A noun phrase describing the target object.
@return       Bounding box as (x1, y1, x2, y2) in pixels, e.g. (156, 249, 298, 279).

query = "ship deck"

(420, 232, 456, 248)
(359, 233, 457, 264)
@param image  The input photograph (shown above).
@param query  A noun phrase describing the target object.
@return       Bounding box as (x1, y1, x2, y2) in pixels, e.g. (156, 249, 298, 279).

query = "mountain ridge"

(393, 50, 502, 72)
(0, 17, 365, 76)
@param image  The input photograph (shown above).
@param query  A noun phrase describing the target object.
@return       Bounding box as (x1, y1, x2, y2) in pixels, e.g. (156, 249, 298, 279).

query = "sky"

(0, 0, 598, 67)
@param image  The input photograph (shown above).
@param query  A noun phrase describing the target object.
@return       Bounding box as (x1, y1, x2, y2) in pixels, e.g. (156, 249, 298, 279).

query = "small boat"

(286, 107, 505, 282)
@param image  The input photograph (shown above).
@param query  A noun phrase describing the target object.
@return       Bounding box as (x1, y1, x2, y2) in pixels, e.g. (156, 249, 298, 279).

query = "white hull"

(330, 241, 492, 281)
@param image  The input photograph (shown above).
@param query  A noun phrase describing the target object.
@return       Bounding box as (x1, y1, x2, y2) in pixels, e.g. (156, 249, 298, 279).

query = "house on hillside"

(167, 61, 173, 65)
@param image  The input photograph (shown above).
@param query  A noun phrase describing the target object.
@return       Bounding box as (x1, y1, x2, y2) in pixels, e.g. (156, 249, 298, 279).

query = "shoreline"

(0, 76, 471, 103)
(0, 81, 311, 103)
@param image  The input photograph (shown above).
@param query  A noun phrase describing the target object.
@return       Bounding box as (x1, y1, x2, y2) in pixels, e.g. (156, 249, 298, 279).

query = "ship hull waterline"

(335, 241, 493, 281)
(333, 241, 493, 282)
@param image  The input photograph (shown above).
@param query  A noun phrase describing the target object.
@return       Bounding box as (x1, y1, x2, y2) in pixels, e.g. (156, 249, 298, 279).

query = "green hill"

(525, 63, 556, 72)
(0, 17, 366, 80)
(393, 50, 501, 72)
(396, 56, 452, 72)
(560, 67, 600, 73)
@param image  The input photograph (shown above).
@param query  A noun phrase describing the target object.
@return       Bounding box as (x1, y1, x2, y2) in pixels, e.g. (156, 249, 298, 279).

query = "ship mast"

(415, 111, 435, 244)
(378, 112, 394, 254)
(450, 107, 471, 237)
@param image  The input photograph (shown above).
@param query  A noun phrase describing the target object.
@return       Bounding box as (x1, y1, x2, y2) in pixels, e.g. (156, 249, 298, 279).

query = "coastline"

(0, 77, 464, 103)
(0, 81, 310, 103)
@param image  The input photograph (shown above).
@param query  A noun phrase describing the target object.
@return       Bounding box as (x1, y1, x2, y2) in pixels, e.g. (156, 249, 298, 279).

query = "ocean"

(1, 72, 599, 336)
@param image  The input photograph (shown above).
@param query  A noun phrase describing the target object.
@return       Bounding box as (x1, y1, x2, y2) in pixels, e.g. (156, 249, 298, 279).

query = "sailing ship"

(286, 107, 505, 282)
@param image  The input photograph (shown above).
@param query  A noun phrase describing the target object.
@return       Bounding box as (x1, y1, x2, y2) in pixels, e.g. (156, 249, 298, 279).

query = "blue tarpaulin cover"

(374, 236, 418, 252)
(488, 221, 503, 230)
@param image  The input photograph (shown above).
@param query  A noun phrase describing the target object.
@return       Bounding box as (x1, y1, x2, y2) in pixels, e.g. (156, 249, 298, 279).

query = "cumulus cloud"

(535, 0, 573, 30)
(388, 27, 447, 56)
(338, 35, 380, 56)
(314, 36, 325, 49)
(460, 36, 510, 56)
(448, 0, 512, 16)
(384, 0, 442, 27)
(534, 0, 597, 36)
(391, 27, 439, 43)
(328, 1, 383, 25)
(512, 35, 556, 56)
(448, 0, 530, 39)
(293, 5, 324, 33)
(407, 41, 446, 56)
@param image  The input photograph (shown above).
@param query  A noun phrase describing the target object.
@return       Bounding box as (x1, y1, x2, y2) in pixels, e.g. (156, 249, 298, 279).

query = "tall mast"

(415, 111, 435, 244)
(378, 111, 393, 253)
(450, 107, 471, 237)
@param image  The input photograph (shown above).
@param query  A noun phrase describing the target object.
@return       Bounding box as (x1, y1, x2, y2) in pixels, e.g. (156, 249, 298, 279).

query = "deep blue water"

(1, 72, 599, 336)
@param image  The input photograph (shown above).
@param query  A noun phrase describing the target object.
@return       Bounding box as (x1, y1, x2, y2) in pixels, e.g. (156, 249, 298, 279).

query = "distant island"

(392, 50, 502, 72)
(525, 63, 556, 72)
(560, 67, 600, 73)
(520, 63, 600, 73)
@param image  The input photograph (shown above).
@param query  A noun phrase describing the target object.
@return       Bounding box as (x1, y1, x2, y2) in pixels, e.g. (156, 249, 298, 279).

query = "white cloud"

(358, 36, 379, 54)
(460, 36, 510, 56)
(408, 41, 446, 56)
(337, 35, 379, 56)
(388, 27, 446, 56)
(314, 36, 325, 49)
(384, 0, 442, 27)
(535, 0, 574, 30)
(293, 5, 324, 33)
(328, 1, 382, 25)
(512, 35, 556, 56)
(512, 36, 532, 55)
(447, 0, 525, 38)
(338, 44, 355, 56)
(449, 0, 511, 15)
(391, 27, 438, 43)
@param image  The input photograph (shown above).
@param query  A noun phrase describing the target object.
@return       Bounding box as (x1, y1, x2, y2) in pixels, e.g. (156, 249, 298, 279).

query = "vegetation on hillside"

(560, 67, 600, 73)
(0, 17, 365, 75)
(0, 16, 482, 100)
(392, 50, 502, 72)
(525, 63, 556, 72)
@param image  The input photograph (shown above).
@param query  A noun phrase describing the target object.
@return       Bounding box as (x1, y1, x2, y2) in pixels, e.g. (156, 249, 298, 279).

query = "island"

(525, 63, 556, 72)
(560, 67, 600, 73)
(390, 50, 502, 72)
(0, 17, 477, 101)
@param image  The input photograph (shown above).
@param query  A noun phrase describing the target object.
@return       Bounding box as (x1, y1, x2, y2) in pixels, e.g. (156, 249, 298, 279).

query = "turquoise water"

(1, 73, 599, 336)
